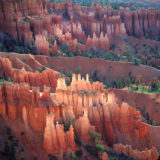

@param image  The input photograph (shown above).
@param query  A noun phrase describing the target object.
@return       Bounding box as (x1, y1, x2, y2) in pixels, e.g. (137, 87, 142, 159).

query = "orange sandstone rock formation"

(35, 35, 49, 55)
(56, 73, 103, 92)
(52, 41, 60, 55)
(0, 58, 58, 91)
(43, 114, 77, 155)
(55, 74, 160, 151)
(114, 144, 159, 160)
(75, 108, 96, 142)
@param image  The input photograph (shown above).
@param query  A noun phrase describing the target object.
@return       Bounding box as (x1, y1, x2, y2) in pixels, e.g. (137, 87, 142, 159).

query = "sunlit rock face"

(0, 58, 58, 91)
(55, 74, 160, 151)
(114, 144, 159, 160)
(0, 0, 129, 55)
(1, 0, 159, 56)
(121, 7, 160, 39)
(0, 71, 160, 159)
(43, 114, 77, 155)
(35, 35, 49, 55)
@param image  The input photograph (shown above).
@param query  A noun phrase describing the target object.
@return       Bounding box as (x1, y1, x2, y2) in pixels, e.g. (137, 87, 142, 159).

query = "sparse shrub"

(95, 144, 104, 153)
(152, 120, 156, 126)
(135, 78, 140, 90)
(134, 58, 141, 66)
(38, 67, 46, 73)
(68, 70, 73, 79)
(0, 77, 5, 83)
(8, 77, 13, 82)
(142, 42, 146, 47)
(88, 130, 104, 156)
(75, 136, 82, 147)
(125, 50, 133, 62)
(25, 68, 31, 72)
(68, 52, 74, 57)
(83, 52, 93, 58)
(65, 119, 74, 131)
(75, 67, 81, 74)
(75, 149, 83, 157)
(151, 79, 159, 92)
(89, 130, 101, 138)
(0, 43, 3, 50)
(125, 77, 131, 89)
(92, 70, 99, 81)
(69, 152, 77, 160)
(104, 52, 112, 61)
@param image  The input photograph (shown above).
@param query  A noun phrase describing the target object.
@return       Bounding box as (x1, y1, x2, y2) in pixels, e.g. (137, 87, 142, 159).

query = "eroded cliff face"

(0, 0, 159, 57)
(43, 114, 77, 155)
(54, 75, 160, 152)
(0, 0, 128, 55)
(114, 144, 159, 160)
(0, 57, 58, 91)
(0, 70, 159, 159)
(0, 83, 48, 132)
(120, 7, 160, 39)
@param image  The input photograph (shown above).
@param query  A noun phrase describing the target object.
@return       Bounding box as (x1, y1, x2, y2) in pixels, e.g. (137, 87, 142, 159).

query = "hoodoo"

(0, 0, 160, 159)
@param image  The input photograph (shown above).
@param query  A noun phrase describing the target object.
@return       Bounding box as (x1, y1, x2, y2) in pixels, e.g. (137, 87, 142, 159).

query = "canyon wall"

(0, 57, 58, 91)
(54, 75, 160, 151)
(0, 0, 159, 57)
(4, 0, 160, 56)
(114, 144, 159, 160)
(35, 56, 160, 84)
(0, 72, 160, 159)
(1, 54, 160, 85)
(107, 88, 160, 126)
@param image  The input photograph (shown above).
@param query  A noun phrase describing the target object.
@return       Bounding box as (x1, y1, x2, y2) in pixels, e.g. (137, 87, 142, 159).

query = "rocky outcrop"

(1, 0, 159, 57)
(86, 33, 110, 51)
(35, 35, 49, 55)
(0, 0, 128, 55)
(120, 7, 160, 39)
(43, 114, 77, 155)
(55, 74, 160, 151)
(52, 41, 60, 55)
(114, 144, 159, 160)
(56, 73, 103, 92)
(0, 83, 48, 132)
(75, 108, 96, 142)
(0, 58, 58, 91)
(0, 70, 160, 159)
(0, 82, 78, 157)
(107, 88, 160, 125)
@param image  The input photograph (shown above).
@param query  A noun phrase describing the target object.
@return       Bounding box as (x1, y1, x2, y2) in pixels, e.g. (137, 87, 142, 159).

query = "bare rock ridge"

(0, 57, 58, 91)
(1, 54, 160, 86)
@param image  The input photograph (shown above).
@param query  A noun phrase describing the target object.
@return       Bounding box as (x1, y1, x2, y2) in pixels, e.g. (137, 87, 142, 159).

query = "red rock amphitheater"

(0, 0, 160, 56)
(0, 0, 160, 160)
(0, 57, 160, 159)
